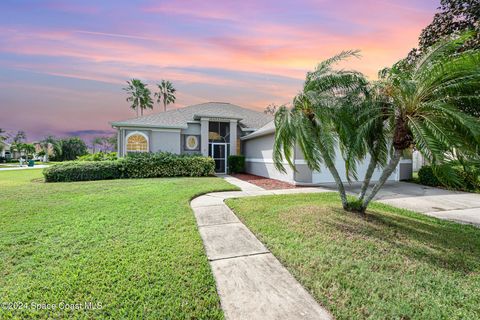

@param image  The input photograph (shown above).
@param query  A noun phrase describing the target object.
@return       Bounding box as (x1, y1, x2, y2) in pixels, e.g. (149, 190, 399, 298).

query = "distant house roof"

(0, 140, 10, 147)
(111, 102, 273, 130)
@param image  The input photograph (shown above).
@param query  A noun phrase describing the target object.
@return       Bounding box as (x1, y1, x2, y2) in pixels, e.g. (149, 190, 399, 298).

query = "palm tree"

(359, 35, 480, 210)
(273, 50, 369, 210)
(40, 136, 61, 162)
(155, 80, 176, 112)
(123, 79, 153, 117)
(0, 128, 5, 154)
(273, 36, 480, 214)
(91, 137, 103, 153)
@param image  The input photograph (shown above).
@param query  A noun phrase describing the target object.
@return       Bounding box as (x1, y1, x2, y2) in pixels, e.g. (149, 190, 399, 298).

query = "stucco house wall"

(311, 149, 398, 184)
(150, 130, 181, 154)
(242, 133, 295, 183)
(243, 131, 401, 185)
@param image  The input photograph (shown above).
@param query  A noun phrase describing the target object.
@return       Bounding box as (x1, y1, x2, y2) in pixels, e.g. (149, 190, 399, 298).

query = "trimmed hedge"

(228, 155, 245, 174)
(121, 153, 215, 178)
(43, 161, 122, 182)
(43, 152, 215, 182)
(77, 152, 117, 161)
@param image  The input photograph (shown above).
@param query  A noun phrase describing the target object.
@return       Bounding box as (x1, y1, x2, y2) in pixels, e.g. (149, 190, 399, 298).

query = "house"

(111, 102, 411, 184)
(0, 140, 11, 159)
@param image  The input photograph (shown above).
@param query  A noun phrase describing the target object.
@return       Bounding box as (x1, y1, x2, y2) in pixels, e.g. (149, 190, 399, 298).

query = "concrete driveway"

(321, 181, 480, 227)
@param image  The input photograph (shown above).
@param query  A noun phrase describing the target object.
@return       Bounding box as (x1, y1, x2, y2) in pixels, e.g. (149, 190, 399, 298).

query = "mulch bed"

(231, 173, 300, 190)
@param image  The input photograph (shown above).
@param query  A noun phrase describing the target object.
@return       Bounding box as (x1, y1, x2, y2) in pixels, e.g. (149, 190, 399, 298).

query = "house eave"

(110, 122, 187, 129)
(241, 127, 275, 141)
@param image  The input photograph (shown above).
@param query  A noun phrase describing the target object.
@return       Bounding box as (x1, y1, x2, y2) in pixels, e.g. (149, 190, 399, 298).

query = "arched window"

(126, 132, 148, 152)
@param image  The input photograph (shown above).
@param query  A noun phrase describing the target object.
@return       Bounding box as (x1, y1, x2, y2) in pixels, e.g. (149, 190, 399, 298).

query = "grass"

(226, 192, 480, 320)
(0, 169, 237, 319)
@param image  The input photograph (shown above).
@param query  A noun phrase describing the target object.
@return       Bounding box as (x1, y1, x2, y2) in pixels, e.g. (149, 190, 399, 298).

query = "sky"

(0, 0, 439, 142)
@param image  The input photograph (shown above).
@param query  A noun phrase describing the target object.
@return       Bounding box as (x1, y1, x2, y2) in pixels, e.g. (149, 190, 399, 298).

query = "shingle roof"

(111, 102, 273, 130)
(241, 120, 275, 140)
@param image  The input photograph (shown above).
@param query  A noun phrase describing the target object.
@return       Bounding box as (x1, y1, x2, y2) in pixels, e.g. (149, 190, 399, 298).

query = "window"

(126, 133, 148, 152)
(208, 122, 230, 142)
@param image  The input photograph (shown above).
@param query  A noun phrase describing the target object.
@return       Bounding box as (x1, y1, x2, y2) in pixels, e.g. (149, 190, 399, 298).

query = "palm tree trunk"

(358, 154, 378, 201)
(323, 157, 349, 210)
(361, 149, 402, 211)
(164, 98, 167, 112)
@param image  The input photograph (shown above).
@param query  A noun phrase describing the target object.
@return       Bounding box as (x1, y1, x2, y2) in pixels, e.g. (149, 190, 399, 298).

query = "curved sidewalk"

(190, 176, 332, 320)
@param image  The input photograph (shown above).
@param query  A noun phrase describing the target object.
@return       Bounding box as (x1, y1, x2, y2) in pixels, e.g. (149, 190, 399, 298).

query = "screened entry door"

(210, 143, 228, 174)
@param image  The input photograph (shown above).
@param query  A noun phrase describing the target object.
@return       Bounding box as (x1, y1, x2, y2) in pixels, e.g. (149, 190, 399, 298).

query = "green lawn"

(0, 169, 237, 319)
(227, 193, 480, 320)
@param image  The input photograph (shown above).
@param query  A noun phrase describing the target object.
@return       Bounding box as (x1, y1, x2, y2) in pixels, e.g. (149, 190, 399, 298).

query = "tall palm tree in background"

(155, 80, 176, 112)
(274, 35, 480, 213)
(0, 128, 6, 153)
(123, 79, 153, 117)
(40, 136, 62, 162)
(91, 137, 103, 153)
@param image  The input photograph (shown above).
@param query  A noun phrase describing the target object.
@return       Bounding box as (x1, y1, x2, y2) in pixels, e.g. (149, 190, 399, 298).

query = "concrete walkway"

(0, 165, 49, 171)
(331, 181, 480, 227)
(191, 176, 332, 320)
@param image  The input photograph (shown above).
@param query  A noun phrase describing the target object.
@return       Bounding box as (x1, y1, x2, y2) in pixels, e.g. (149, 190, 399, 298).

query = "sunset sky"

(0, 0, 439, 142)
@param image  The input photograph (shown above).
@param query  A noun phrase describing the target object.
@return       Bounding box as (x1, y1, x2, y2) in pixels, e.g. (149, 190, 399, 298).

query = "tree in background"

(405, 0, 480, 117)
(8, 130, 27, 159)
(0, 128, 5, 153)
(91, 135, 117, 153)
(9, 142, 35, 162)
(418, 0, 479, 53)
(264, 103, 279, 115)
(0, 128, 6, 141)
(91, 137, 103, 153)
(123, 79, 153, 117)
(12, 130, 26, 143)
(58, 137, 88, 161)
(21, 143, 35, 162)
(40, 136, 62, 162)
(102, 135, 117, 152)
(155, 80, 176, 112)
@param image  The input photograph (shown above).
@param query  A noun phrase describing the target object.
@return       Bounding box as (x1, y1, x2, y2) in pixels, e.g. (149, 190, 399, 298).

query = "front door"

(210, 143, 227, 174)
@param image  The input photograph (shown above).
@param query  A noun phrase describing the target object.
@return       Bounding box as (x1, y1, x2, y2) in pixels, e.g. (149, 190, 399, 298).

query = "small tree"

(59, 137, 88, 161)
(155, 80, 176, 112)
(22, 143, 35, 162)
(41, 136, 62, 162)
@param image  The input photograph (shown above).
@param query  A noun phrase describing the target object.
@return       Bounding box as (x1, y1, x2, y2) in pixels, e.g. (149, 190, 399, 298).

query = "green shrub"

(418, 165, 440, 187)
(77, 152, 117, 161)
(121, 153, 215, 178)
(228, 155, 245, 174)
(43, 152, 215, 182)
(418, 164, 480, 191)
(43, 161, 122, 182)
